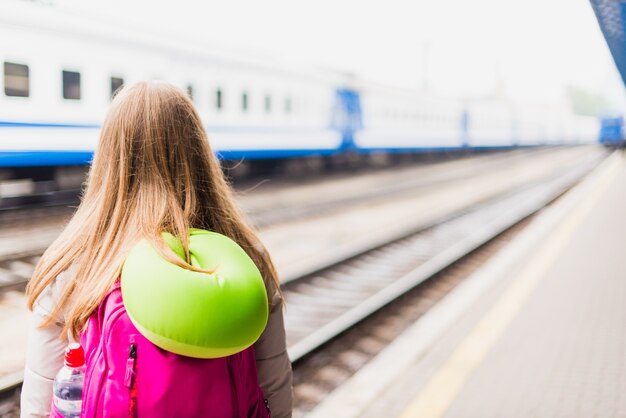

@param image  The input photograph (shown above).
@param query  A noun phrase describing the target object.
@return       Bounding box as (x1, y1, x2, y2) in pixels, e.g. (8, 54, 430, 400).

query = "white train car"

(573, 115, 601, 144)
(464, 101, 515, 148)
(354, 83, 464, 151)
(0, 0, 345, 173)
(511, 103, 599, 146)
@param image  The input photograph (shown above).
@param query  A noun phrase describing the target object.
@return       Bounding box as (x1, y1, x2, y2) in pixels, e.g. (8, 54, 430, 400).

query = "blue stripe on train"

(0, 148, 344, 167)
(0, 151, 94, 167)
(0, 121, 100, 128)
(0, 120, 338, 134)
(0, 120, 346, 166)
(216, 148, 340, 160)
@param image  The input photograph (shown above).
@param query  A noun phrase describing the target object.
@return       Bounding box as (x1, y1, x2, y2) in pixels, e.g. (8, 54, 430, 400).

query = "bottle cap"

(64, 343, 85, 368)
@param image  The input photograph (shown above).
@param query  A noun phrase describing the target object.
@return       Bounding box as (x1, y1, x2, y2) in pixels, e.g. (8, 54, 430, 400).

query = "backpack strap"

(108, 279, 138, 418)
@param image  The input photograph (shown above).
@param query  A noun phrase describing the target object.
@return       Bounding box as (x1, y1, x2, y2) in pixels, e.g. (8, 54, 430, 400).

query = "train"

(0, 0, 600, 187)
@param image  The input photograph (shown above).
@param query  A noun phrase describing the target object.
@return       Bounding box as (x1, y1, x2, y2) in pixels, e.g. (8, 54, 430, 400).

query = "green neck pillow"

(121, 228, 269, 358)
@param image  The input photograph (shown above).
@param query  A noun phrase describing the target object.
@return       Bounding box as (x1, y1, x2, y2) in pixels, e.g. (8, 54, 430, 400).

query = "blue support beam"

(590, 0, 626, 86)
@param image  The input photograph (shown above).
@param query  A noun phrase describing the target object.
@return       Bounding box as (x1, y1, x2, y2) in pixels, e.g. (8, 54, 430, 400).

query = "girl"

(20, 81, 293, 417)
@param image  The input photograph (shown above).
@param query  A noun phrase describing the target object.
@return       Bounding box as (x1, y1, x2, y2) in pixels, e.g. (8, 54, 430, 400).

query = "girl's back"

(21, 81, 293, 418)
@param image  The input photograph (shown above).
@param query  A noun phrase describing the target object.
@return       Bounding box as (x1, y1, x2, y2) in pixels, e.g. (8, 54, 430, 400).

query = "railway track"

(0, 186, 80, 212)
(0, 148, 558, 226)
(0, 254, 39, 293)
(0, 374, 21, 418)
(283, 155, 600, 363)
(0, 148, 544, 215)
(0, 147, 576, 294)
(0, 149, 607, 417)
(291, 217, 534, 417)
(240, 148, 557, 228)
(283, 155, 604, 416)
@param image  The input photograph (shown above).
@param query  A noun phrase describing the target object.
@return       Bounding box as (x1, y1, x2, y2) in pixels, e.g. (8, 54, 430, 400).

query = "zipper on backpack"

(124, 343, 137, 388)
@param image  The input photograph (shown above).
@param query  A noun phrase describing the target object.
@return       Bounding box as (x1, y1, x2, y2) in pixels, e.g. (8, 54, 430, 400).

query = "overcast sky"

(57, 0, 626, 111)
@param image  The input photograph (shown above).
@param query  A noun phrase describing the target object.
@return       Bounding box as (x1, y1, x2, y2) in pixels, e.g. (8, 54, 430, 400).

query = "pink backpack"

(54, 282, 271, 418)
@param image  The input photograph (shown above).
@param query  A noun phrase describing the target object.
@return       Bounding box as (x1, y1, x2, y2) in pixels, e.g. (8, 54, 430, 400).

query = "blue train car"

(599, 117, 625, 148)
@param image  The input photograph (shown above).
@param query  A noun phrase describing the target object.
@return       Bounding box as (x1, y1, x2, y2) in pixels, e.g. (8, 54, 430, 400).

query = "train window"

(111, 77, 124, 99)
(284, 97, 292, 114)
(4, 62, 29, 97)
(242, 92, 248, 112)
(186, 84, 193, 101)
(265, 95, 271, 113)
(215, 89, 223, 110)
(62, 70, 81, 100)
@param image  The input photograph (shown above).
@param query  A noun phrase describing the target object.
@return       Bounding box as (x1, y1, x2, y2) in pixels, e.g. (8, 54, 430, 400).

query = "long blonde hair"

(26, 81, 280, 338)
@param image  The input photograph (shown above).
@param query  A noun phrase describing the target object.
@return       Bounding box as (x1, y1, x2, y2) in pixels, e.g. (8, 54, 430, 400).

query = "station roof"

(590, 0, 626, 86)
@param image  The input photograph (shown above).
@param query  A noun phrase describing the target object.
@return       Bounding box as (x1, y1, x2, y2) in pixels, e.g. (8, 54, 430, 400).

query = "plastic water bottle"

(53, 343, 85, 418)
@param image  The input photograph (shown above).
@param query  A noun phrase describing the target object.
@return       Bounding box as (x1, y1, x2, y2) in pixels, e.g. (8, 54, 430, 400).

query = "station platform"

(306, 151, 626, 418)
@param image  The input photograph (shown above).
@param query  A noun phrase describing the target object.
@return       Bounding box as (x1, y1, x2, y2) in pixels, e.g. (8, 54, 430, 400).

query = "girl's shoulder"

(33, 265, 76, 322)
